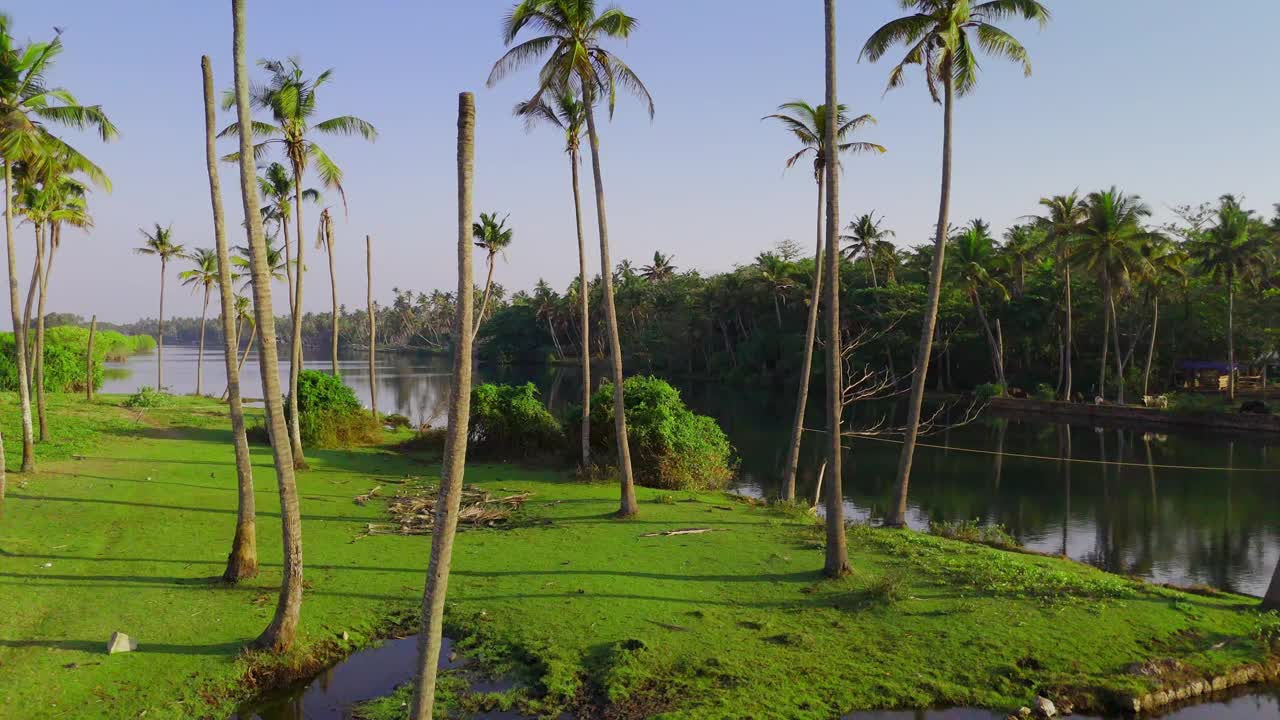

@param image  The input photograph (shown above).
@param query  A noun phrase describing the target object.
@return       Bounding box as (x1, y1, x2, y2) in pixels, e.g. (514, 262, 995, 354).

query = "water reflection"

(106, 348, 1280, 596)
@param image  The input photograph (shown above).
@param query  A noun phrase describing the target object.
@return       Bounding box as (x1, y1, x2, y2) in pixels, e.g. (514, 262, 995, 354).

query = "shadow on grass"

(0, 638, 248, 656)
(7, 491, 378, 525)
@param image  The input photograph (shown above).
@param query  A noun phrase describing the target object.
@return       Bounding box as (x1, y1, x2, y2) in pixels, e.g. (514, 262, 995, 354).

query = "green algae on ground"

(0, 394, 1275, 719)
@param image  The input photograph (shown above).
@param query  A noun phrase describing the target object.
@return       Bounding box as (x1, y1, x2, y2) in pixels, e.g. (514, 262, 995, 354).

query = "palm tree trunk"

(973, 293, 1003, 387)
(288, 158, 307, 468)
(86, 315, 96, 402)
(22, 225, 42, 368)
(35, 230, 54, 441)
(1109, 291, 1125, 404)
(367, 234, 377, 421)
(203, 54, 257, 582)
(283, 213, 295, 318)
(781, 175, 824, 502)
(569, 149, 591, 470)
(472, 256, 496, 341)
(583, 96, 637, 517)
(1227, 270, 1236, 401)
(888, 72, 954, 527)
(1264, 560, 1280, 611)
(1063, 263, 1073, 400)
(410, 91, 476, 720)
(232, 0, 301, 649)
(821, 0, 848, 577)
(238, 323, 257, 374)
(4, 161, 36, 473)
(158, 258, 166, 390)
(327, 237, 339, 377)
(1099, 288, 1109, 399)
(196, 286, 209, 396)
(1143, 295, 1158, 398)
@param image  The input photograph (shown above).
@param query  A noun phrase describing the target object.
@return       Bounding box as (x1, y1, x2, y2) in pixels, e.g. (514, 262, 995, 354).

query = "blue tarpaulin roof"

(1178, 361, 1240, 372)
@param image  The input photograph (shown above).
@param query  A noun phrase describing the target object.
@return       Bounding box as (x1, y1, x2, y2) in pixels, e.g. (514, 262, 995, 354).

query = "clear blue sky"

(9, 1, 1280, 323)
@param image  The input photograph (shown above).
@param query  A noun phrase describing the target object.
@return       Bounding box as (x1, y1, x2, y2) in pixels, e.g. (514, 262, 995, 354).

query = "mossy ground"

(0, 394, 1275, 719)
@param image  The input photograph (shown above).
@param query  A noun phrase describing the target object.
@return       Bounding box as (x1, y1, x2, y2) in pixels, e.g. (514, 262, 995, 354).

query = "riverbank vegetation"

(1, 396, 1276, 719)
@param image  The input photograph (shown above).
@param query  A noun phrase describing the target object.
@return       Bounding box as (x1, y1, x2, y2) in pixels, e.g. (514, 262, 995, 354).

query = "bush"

(469, 383, 564, 458)
(383, 413, 412, 430)
(974, 383, 1005, 401)
(1165, 392, 1220, 416)
(123, 386, 174, 408)
(0, 330, 103, 393)
(584, 376, 735, 491)
(1033, 383, 1056, 401)
(930, 519, 1021, 550)
(286, 370, 380, 448)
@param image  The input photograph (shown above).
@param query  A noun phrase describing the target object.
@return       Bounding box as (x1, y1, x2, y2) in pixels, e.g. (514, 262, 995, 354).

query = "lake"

(106, 346, 1280, 598)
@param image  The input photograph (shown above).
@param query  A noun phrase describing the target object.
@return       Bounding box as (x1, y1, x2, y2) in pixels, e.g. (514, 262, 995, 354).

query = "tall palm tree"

(489, 0, 655, 517)
(1138, 237, 1186, 398)
(229, 0, 302, 652)
(639, 251, 676, 282)
(221, 56, 378, 469)
(257, 161, 319, 318)
(949, 219, 1009, 387)
(134, 224, 185, 390)
(366, 234, 377, 421)
(516, 88, 593, 469)
(179, 248, 220, 396)
(863, 0, 1050, 527)
(764, 100, 883, 502)
(472, 211, 513, 340)
(0, 16, 117, 474)
(842, 212, 895, 288)
(202, 55, 256, 581)
(1030, 191, 1088, 400)
(1000, 223, 1037, 297)
(410, 90, 476, 720)
(315, 207, 340, 375)
(1186, 195, 1270, 401)
(1071, 188, 1158, 404)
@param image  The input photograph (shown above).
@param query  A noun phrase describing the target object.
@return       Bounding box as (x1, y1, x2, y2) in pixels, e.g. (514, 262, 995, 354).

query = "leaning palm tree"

(842, 212, 895, 288)
(516, 89, 593, 469)
(1030, 191, 1088, 400)
(220, 55, 378, 469)
(489, 0, 654, 517)
(134, 224, 185, 390)
(949, 220, 1009, 388)
(764, 101, 883, 502)
(0, 16, 117, 474)
(179, 248, 220, 396)
(863, 0, 1050, 527)
(202, 55, 256, 581)
(258, 161, 320, 318)
(1186, 195, 1270, 401)
(1071, 188, 1159, 404)
(639, 251, 676, 282)
(472, 211, 513, 340)
(229, 0, 302, 651)
(316, 207, 340, 375)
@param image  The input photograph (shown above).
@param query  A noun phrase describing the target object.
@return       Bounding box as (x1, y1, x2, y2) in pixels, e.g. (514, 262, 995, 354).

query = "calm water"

(112, 347, 1279, 717)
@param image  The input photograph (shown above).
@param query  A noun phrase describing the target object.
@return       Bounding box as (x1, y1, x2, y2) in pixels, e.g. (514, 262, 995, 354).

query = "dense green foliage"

(468, 382, 564, 458)
(287, 369, 379, 448)
(584, 375, 735, 490)
(123, 386, 174, 408)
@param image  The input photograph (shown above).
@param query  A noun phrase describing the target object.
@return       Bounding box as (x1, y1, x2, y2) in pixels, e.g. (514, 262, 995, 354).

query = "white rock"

(107, 632, 137, 655)
(1034, 696, 1056, 718)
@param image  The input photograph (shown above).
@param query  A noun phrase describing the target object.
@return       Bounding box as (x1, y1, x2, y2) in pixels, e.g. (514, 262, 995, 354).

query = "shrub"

(931, 519, 1021, 550)
(1033, 383, 1056, 401)
(1164, 392, 1220, 416)
(383, 413, 412, 430)
(399, 426, 448, 453)
(974, 383, 1005, 401)
(286, 370, 380, 448)
(469, 383, 564, 458)
(123, 386, 173, 408)
(0, 330, 104, 392)
(585, 376, 735, 491)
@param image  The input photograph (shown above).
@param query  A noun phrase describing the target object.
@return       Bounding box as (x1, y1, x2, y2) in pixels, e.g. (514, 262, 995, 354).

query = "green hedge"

(585, 376, 736, 490)
(469, 382, 564, 458)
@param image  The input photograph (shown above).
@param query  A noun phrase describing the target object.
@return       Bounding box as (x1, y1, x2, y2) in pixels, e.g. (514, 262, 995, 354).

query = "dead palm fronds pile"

(359, 485, 532, 537)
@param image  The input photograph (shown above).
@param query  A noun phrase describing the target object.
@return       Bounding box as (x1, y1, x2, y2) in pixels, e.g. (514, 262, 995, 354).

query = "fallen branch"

(353, 486, 382, 505)
(360, 485, 532, 537)
(640, 528, 724, 538)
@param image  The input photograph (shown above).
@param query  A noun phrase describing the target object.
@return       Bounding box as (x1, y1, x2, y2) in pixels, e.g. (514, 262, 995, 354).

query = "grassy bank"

(0, 395, 1276, 719)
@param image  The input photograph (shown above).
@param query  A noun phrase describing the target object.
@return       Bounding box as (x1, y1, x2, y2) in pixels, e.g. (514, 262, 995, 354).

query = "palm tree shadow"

(0, 638, 248, 656)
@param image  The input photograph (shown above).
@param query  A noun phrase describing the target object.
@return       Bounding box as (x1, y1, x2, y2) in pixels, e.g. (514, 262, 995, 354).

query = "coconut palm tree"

(0, 16, 117, 474)
(366, 234, 377, 421)
(1186, 195, 1271, 401)
(949, 219, 1009, 387)
(863, 0, 1050, 527)
(489, 0, 655, 517)
(410, 90, 476, 720)
(640, 251, 676, 282)
(515, 88, 593, 469)
(472, 211, 513, 340)
(764, 102, 884, 503)
(1030, 191, 1088, 400)
(202, 54, 256, 581)
(257, 161, 320, 318)
(220, 56, 378, 469)
(179, 248, 220, 396)
(842, 212, 895, 288)
(315, 207, 340, 375)
(1000, 223, 1038, 297)
(229, 0, 302, 652)
(1137, 237, 1186, 398)
(134, 224, 185, 390)
(1071, 188, 1159, 404)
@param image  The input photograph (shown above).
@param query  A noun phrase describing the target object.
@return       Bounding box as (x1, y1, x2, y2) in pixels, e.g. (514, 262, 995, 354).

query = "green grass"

(0, 394, 1275, 719)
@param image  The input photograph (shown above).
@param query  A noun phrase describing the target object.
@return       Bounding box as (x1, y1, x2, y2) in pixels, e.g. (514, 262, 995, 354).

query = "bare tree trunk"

(283, 213, 295, 318)
(1109, 290, 1125, 405)
(158, 258, 167, 390)
(410, 91, 476, 720)
(569, 149, 591, 470)
(35, 233, 54, 441)
(1063, 264, 1074, 400)
(86, 315, 96, 402)
(1227, 270, 1236, 401)
(197, 286, 209, 396)
(472, 256, 496, 341)
(1099, 292, 1110, 399)
(888, 73, 954, 526)
(1264, 560, 1280, 611)
(22, 225, 41, 370)
(203, 55, 258, 581)
(1143, 295, 1158, 397)
(238, 323, 257, 374)
(367, 234, 377, 421)
(231, 1, 301, 648)
(287, 157, 307, 468)
(973, 293, 1003, 388)
(781, 176, 824, 502)
(326, 223, 339, 377)
(821, 0, 848, 577)
(584, 97, 637, 516)
(4, 162, 35, 473)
